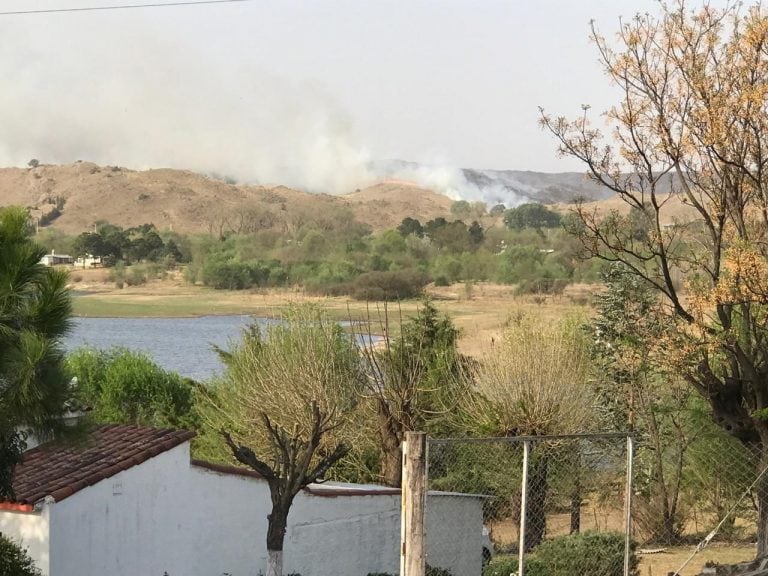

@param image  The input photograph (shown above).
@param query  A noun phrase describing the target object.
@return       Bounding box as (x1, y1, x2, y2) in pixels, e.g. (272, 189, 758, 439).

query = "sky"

(0, 0, 707, 193)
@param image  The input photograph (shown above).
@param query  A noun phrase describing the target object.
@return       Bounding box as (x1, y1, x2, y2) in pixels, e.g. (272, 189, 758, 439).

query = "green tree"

(0, 206, 72, 499)
(67, 347, 197, 429)
(590, 264, 694, 543)
(357, 299, 468, 486)
(397, 217, 424, 238)
(200, 307, 364, 576)
(503, 203, 561, 229)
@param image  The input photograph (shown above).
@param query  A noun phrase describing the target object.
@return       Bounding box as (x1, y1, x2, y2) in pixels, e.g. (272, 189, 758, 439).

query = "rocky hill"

(3, 161, 690, 236)
(0, 162, 455, 235)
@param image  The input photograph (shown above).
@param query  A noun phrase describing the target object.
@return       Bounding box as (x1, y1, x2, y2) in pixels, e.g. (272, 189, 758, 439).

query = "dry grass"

(487, 502, 755, 575)
(69, 269, 600, 358)
(638, 544, 755, 576)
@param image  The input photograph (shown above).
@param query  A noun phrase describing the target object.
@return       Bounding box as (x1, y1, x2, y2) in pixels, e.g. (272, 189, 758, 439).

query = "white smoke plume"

(0, 13, 563, 207)
(0, 17, 374, 194)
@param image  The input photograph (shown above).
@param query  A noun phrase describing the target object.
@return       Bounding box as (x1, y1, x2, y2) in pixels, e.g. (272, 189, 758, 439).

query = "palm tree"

(0, 206, 72, 499)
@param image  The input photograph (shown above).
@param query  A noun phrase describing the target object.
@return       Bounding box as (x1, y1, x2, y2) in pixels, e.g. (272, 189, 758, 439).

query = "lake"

(65, 315, 380, 381)
(65, 315, 276, 381)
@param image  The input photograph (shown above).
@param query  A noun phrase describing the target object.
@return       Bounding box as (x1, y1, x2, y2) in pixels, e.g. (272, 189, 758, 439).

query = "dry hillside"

(0, 162, 454, 235)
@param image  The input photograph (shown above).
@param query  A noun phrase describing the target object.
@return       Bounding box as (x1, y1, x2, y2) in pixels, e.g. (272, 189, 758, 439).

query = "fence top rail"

(428, 431, 633, 445)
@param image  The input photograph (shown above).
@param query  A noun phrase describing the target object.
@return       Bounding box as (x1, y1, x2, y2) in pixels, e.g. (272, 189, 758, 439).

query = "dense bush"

(482, 532, 636, 576)
(67, 347, 198, 429)
(426, 564, 454, 576)
(0, 533, 42, 576)
(366, 566, 453, 576)
(348, 269, 431, 301)
(534, 532, 637, 576)
(201, 258, 283, 290)
(484, 555, 548, 576)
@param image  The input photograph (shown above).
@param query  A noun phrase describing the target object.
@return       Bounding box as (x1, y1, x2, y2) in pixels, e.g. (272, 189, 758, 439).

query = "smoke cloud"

(0, 18, 375, 194)
(0, 15, 535, 207)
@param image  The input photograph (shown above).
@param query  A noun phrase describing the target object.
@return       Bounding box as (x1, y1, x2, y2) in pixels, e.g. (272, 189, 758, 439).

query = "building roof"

(4, 424, 194, 510)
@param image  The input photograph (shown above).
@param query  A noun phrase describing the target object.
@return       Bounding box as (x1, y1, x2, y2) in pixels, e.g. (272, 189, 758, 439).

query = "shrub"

(484, 555, 547, 576)
(0, 533, 42, 576)
(426, 564, 454, 576)
(124, 266, 148, 286)
(349, 269, 430, 301)
(433, 275, 451, 287)
(366, 566, 453, 576)
(515, 277, 569, 296)
(533, 531, 637, 576)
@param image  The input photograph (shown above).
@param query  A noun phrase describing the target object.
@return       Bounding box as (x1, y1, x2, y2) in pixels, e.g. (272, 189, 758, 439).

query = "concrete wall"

(287, 491, 401, 575)
(0, 506, 50, 575)
(18, 442, 483, 576)
(426, 495, 485, 576)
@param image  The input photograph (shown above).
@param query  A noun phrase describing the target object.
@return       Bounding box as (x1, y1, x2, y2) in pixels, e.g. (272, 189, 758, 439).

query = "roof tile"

(6, 424, 195, 506)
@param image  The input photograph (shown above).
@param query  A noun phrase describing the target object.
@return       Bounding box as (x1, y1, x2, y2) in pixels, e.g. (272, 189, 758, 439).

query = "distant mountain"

(371, 160, 616, 206)
(0, 160, 661, 237)
(461, 169, 616, 204)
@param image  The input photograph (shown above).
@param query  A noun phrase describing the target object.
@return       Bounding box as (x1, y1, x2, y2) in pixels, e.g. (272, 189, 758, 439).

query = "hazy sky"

(0, 0, 711, 191)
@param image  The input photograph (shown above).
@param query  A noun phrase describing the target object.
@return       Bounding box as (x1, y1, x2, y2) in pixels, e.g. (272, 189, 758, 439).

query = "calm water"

(65, 315, 276, 381)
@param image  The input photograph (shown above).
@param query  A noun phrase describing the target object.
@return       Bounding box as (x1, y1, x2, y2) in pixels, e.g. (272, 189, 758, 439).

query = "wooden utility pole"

(401, 431, 427, 576)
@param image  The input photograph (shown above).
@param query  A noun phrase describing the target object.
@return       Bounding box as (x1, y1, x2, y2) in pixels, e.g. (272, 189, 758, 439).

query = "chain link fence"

(411, 431, 768, 576)
(631, 429, 763, 576)
(425, 433, 632, 576)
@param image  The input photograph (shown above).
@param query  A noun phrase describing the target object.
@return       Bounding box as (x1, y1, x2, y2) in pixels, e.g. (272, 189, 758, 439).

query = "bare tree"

(539, 0, 768, 555)
(201, 306, 364, 576)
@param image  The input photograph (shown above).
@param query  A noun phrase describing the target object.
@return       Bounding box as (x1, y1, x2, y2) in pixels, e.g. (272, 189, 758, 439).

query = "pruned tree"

(200, 306, 364, 576)
(539, 0, 768, 555)
(466, 313, 594, 549)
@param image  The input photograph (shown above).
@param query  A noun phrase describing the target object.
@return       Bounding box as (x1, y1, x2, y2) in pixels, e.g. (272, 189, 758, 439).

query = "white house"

(0, 425, 485, 576)
(73, 254, 102, 268)
(39, 250, 74, 266)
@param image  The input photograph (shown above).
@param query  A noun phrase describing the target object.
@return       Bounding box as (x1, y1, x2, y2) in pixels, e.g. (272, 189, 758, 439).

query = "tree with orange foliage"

(540, 1, 768, 555)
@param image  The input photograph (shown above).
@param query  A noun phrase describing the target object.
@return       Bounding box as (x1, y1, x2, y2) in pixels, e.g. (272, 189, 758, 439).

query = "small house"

(39, 251, 74, 267)
(0, 425, 485, 576)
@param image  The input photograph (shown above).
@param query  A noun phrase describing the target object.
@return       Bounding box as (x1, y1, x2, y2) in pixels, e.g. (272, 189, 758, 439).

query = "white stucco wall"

(47, 442, 200, 576)
(426, 494, 485, 576)
(287, 490, 401, 575)
(0, 505, 50, 575)
(12, 442, 483, 576)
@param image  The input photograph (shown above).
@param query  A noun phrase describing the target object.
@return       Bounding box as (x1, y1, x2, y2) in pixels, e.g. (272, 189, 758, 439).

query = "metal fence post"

(624, 434, 635, 576)
(519, 439, 531, 576)
(401, 431, 427, 576)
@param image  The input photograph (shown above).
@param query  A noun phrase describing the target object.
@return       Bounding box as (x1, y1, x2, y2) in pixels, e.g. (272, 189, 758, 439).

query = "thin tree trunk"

(570, 485, 582, 534)
(378, 405, 403, 487)
(570, 450, 582, 534)
(382, 446, 402, 488)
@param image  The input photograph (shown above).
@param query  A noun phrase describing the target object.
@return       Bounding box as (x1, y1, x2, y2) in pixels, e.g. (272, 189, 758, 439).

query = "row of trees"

(71, 222, 185, 267)
(37, 201, 594, 296)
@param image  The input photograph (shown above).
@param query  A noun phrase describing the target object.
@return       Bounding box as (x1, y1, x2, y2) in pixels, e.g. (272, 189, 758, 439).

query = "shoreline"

(68, 270, 597, 358)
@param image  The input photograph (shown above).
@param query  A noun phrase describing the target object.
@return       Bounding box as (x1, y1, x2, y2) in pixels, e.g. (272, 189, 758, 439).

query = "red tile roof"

(5, 424, 195, 507)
